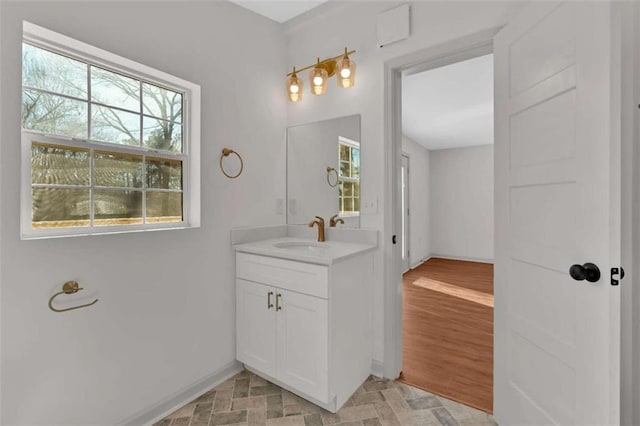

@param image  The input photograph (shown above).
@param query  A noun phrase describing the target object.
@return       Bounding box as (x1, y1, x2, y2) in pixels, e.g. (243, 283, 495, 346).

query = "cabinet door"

(236, 279, 277, 377)
(276, 289, 329, 402)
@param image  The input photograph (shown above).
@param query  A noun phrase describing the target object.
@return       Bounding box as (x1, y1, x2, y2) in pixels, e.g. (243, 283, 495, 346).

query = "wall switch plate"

(276, 198, 285, 215)
(288, 199, 297, 215)
(361, 196, 378, 215)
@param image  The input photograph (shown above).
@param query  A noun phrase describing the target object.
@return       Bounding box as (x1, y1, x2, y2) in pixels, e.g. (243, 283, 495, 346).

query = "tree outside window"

(22, 42, 184, 230)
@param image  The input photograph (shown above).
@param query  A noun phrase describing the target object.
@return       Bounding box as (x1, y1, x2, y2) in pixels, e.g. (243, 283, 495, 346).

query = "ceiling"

(227, 0, 330, 23)
(402, 54, 494, 151)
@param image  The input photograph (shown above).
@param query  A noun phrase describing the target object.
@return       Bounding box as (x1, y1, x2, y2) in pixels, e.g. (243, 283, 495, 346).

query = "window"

(21, 22, 200, 238)
(338, 136, 360, 216)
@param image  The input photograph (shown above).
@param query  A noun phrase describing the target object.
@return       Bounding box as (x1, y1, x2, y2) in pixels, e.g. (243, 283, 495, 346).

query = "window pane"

(344, 197, 354, 212)
(143, 117, 182, 152)
(339, 144, 349, 161)
(354, 197, 360, 211)
(91, 67, 140, 112)
(344, 182, 353, 196)
(31, 142, 90, 185)
(91, 105, 140, 146)
(354, 181, 360, 197)
(32, 187, 90, 228)
(94, 151, 143, 188)
(22, 43, 88, 99)
(351, 149, 360, 178)
(147, 157, 182, 189)
(340, 161, 350, 178)
(94, 189, 142, 226)
(22, 89, 88, 138)
(143, 83, 182, 123)
(146, 192, 182, 223)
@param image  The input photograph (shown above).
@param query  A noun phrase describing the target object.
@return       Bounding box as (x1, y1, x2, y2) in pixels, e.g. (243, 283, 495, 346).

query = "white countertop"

(233, 237, 377, 265)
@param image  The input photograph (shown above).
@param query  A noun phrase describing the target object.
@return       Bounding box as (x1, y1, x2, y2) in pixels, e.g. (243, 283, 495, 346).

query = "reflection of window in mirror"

(338, 136, 360, 217)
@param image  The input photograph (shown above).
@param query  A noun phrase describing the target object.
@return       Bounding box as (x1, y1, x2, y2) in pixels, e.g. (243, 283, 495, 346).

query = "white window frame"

(338, 136, 360, 218)
(21, 21, 201, 239)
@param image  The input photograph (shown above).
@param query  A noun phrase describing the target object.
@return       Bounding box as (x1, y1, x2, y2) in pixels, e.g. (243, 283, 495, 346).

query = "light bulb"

(290, 84, 299, 94)
(313, 76, 324, 86)
(340, 68, 351, 78)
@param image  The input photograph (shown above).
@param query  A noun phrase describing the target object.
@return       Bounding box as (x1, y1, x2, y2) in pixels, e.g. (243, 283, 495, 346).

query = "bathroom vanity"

(233, 232, 376, 413)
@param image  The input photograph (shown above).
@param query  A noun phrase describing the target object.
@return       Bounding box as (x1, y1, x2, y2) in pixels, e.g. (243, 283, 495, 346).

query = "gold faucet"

(308, 216, 326, 242)
(329, 214, 344, 227)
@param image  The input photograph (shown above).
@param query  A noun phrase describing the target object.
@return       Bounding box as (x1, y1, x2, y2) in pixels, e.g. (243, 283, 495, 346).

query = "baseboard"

(118, 360, 243, 426)
(371, 359, 384, 378)
(430, 254, 494, 264)
(409, 256, 431, 270)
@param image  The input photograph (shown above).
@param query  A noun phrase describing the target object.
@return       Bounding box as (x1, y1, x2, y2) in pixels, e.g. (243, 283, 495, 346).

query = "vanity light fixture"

(285, 48, 356, 102)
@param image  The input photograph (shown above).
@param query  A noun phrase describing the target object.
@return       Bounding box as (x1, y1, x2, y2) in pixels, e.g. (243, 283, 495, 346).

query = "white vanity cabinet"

(234, 249, 373, 412)
(236, 278, 328, 402)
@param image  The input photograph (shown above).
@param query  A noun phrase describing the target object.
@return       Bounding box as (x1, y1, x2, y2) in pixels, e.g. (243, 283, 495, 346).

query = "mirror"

(287, 114, 361, 228)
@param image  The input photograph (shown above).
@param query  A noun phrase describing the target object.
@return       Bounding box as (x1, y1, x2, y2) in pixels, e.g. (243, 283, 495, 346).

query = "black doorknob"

(569, 263, 601, 283)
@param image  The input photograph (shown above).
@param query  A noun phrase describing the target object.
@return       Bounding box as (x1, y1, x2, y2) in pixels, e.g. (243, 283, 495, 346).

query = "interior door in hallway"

(494, 2, 621, 424)
(401, 154, 410, 272)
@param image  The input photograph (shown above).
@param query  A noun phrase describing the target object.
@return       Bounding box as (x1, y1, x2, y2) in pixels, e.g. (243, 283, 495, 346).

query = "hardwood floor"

(400, 257, 494, 413)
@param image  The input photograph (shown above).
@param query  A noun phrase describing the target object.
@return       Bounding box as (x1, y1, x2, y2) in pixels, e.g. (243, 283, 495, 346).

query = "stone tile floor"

(155, 370, 497, 426)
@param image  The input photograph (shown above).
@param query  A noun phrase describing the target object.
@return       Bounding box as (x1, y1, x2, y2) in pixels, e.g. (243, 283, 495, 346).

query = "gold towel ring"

(220, 148, 243, 179)
(326, 166, 339, 187)
(48, 281, 98, 313)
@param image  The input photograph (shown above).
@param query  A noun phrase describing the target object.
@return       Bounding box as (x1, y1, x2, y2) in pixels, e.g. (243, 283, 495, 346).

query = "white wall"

(285, 0, 521, 366)
(429, 145, 493, 262)
(401, 138, 493, 265)
(0, 2, 287, 424)
(401, 135, 430, 267)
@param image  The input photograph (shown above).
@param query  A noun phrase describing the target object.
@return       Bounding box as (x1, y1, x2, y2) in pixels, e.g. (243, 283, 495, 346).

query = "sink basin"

(273, 241, 329, 252)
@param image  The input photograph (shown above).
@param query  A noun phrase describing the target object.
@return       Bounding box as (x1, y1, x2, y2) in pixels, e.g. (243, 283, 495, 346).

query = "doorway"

(384, 3, 627, 424)
(397, 51, 495, 412)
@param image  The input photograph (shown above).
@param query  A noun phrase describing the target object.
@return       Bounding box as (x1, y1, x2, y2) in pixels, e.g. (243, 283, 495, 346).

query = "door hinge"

(611, 267, 625, 286)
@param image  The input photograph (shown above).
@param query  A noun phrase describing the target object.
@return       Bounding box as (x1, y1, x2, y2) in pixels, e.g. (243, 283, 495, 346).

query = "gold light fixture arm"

(48, 281, 99, 313)
(286, 50, 356, 77)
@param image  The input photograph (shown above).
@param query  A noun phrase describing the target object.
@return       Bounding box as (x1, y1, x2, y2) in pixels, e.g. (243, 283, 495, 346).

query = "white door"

(236, 279, 277, 378)
(494, 2, 620, 425)
(401, 155, 410, 272)
(276, 289, 329, 403)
